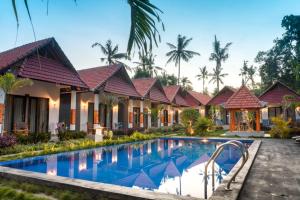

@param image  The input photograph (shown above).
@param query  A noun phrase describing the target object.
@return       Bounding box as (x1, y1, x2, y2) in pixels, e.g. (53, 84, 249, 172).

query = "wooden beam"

(230, 110, 235, 131)
(256, 109, 261, 131)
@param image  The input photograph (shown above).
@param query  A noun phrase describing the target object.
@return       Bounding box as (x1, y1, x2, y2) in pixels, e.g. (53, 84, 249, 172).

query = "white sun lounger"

(292, 136, 300, 140)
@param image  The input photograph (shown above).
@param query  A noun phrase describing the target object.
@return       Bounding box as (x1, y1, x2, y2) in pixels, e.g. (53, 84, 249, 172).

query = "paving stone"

(238, 139, 300, 200)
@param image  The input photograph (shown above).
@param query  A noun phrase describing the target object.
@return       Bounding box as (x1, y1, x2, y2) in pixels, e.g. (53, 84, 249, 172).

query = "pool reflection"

(1, 138, 251, 199)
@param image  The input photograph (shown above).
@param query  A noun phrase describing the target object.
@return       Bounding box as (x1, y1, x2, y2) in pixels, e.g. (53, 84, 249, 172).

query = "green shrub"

(16, 132, 51, 144)
(269, 117, 291, 138)
(58, 131, 87, 141)
(103, 130, 113, 140)
(171, 123, 185, 132)
(194, 117, 213, 134)
(180, 109, 200, 127)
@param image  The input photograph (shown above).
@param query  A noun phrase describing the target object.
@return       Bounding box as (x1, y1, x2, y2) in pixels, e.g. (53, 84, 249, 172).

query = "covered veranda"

(224, 85, 264, 132)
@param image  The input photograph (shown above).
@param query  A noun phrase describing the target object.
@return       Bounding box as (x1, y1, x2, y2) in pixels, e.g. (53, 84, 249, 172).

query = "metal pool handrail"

(204, 140, 249, 199)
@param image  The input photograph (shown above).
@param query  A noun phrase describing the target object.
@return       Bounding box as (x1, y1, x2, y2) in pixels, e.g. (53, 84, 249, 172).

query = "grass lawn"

(0, 178, 103, 200)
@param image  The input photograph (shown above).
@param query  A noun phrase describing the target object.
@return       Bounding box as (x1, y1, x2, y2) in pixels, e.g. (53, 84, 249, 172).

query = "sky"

(0, 0, 299, 94)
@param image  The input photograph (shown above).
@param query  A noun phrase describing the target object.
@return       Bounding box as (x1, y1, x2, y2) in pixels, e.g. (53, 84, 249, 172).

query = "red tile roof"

(0, 38, 87, 88)
(163, 85, 180, 102)
(132, 78, 169, 103)
(78, 64, 140, 98)
(225, 85, 262, 109)
(132, 78, 156, 97)
(207, 86, 236, 106)
(18, 55, 87, 88)
(78, 64, 120, 90)
(0, 38, 52, 69)
(187, 91, 211, 105)
(163, 85, 189, 106)
(259, 81, 300, 105)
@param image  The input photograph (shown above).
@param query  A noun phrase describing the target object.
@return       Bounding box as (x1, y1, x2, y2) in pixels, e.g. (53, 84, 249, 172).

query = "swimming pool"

(0, 138, 252, 199)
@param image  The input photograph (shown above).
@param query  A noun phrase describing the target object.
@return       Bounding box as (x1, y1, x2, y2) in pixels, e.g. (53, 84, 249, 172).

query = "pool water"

(0, 138, 252, 199)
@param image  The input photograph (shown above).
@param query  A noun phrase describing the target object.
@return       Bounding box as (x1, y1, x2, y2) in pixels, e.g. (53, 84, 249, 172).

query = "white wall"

(12, 80, 61, 134)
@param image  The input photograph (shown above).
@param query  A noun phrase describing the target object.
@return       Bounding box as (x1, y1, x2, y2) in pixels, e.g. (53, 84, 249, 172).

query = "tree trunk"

(203, 79, 205, 93)
(178, 58, 181, 85)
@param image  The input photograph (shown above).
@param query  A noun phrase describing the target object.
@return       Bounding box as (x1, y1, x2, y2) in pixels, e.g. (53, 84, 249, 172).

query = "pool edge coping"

(209, 139, 262, 200)
(0, 138, 261, 200)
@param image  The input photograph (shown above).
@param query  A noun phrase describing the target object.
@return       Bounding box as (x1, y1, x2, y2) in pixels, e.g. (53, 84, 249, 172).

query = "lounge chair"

(292, 136, 300, 140)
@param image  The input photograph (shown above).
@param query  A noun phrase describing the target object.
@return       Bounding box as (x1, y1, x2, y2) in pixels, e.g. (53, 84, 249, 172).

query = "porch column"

(94, 93, 99, 129)
(70, 90, 76, 131)
(0, 88, 5, 135)
(128, 99, 133, 128)
(148, 104, 151, 128)
(230, 110, 235, 131)
(140, 101, 144, 128)
(168, 105, 172, 126)
(160, 109, 164, 127)
(256, 109, 261, 131)
(112, 104, 118, 129)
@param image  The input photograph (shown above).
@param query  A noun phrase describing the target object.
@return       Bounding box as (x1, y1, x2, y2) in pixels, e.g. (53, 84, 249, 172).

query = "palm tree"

(134, 51, 162, 77)
(92, 40, 128, 65)
(209, 35, 232, 91)
(0, 73, 33, 134)
(180, 77, 193, 91)
(166, 35, 200, 84)
(247, 65, 256, 89)
(158, 72, 177, 86)
(209, 66, 228, 90)
(239, 60, 249, 85)
(11, 0, 164, 55)
(196, 66, 209, 93)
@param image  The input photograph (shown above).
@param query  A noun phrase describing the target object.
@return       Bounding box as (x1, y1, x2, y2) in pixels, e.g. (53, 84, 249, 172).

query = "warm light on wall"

(113, 105, 118, 112)
(81, 101, 88, 111)
(50, 99, 58, 108)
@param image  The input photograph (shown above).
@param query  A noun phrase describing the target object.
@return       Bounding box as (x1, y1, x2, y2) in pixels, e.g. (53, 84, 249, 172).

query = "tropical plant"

(0, 73, 33, 135)
(209, 35, 232, 91)
(166, 34, 200, 84)
(255, 15, 300, 91)
(196, 66, 209, 93)
(209, 66, 228, 92)
(180, 108, 200, 134)
(10, 0, 164, 55)
(92, 39, 128, 65)
(101, 94, 120, 129)
(282, 95, 300, 121)
(133, 51, 162, 78)
(239, 61, 257, 88)
(180, 77, 193, 91)
(158, 72, 177, 86)
(269, 117, 291, 138)
(194, 117, 213, 134)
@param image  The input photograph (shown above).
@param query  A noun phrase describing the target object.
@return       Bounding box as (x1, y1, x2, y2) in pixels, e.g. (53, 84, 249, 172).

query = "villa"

(0, 38, 211, 135)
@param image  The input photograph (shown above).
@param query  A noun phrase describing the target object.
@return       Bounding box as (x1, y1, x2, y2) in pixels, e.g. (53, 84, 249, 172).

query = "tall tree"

(10, 0, 164, 55)
(239, 60, 249, 84)
(180, 77, 193, 91)
(209, 66, 228, 91)
(255, 15, 300, 92)
(196, 66, 208, 93)
(92, 40, 128, 65)
(209, 35, 232, 91)
(158, 72, 177, 86)
(166, 34, 200, 84)
(133, 51, 162, 78)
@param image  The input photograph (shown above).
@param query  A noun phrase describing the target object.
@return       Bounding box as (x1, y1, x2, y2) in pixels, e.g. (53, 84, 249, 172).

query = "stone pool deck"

(238, 139, 300, 200)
